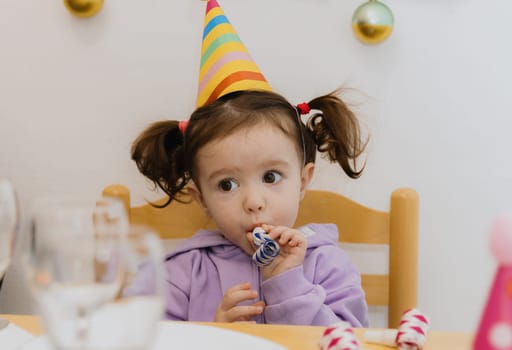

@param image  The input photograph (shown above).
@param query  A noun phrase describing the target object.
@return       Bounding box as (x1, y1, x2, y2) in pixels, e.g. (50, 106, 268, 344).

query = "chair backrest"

(103, 184, 419, 328)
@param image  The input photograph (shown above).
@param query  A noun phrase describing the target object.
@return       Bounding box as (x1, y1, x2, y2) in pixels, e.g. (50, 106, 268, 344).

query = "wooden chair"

(103, 184, 419, 328)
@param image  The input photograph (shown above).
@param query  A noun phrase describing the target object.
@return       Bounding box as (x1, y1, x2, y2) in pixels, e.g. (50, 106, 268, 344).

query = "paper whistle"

(318, 322, 360, 350)
(364, 308, 430, 350)
(364, 329, 398, 347)
(252, 227, 280, 266)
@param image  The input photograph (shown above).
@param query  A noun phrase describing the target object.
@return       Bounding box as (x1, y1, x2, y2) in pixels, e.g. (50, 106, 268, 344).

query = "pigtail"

(131, 120, 190, 207)
(306, 90, 368, 178)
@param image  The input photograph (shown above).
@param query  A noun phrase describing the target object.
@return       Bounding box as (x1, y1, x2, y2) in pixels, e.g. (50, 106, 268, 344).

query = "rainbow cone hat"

(197, 0, 272, 107)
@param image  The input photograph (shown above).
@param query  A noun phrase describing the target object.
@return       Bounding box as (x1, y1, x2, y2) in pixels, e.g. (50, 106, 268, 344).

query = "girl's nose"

(244, 189, 265, 213)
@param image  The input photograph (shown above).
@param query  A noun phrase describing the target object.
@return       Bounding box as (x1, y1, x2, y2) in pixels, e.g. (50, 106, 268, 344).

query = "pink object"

(318, 322, 360, 350)
(490, 214, 512, 265)
(473, 214, 512, 350)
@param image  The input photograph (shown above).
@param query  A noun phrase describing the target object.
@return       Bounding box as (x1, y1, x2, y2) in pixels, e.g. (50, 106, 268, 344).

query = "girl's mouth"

(247, 223, 264, 232)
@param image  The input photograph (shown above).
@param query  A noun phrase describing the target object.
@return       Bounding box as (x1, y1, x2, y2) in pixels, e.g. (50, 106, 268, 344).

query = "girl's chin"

(238, 242, 255, 256)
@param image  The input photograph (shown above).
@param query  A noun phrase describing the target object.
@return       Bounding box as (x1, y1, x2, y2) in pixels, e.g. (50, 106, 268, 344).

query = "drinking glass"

(85, 225, 166, 350)
(23, 197, 166, 350)
(23, 196, 127, 350)
(0, 178, 19, 280)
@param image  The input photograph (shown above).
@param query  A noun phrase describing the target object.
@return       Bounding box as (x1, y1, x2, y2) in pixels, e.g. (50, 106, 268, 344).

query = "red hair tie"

(296, 102, 310, 115)
(178, 120, 189, 134)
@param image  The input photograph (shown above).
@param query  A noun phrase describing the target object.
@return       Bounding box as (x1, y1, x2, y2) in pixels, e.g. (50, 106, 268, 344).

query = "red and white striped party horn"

(318, 322, 361, 350)
(396, 308, 430, 350)
(364, 308, 430, 350)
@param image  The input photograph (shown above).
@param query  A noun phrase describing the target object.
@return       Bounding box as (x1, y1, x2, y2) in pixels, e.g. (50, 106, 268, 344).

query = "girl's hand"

(247, 224, 307, 280)
(214, 282, 265, 323)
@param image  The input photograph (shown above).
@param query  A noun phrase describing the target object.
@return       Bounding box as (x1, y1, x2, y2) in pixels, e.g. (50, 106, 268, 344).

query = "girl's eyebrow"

(261, 159, 291, 169)
(206, 159, 291, 182)
(207, 167, 242, 182)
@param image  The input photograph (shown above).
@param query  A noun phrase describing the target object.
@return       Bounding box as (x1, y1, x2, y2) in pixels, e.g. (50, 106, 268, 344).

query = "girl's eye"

(263, 171, 282, 184)
(218, 179, 239, 192)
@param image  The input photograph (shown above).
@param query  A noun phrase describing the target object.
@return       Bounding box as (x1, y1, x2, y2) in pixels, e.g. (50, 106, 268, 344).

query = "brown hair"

(131, 89, 367, 207)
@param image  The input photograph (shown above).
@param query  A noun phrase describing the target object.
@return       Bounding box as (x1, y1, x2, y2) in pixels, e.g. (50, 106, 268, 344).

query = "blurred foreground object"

(473, 214, 512, 349)
(0, 178, 19, 281)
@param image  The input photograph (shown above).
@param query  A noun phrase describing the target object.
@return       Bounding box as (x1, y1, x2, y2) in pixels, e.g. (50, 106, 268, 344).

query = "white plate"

(20, 322, 287, 350)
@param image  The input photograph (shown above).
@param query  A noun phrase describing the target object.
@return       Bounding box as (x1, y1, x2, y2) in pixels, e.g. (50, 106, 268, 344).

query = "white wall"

(1, 0, 510, 332)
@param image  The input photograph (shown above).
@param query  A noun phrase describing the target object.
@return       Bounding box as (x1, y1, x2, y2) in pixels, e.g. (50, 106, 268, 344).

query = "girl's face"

(189, 122, 314, 255)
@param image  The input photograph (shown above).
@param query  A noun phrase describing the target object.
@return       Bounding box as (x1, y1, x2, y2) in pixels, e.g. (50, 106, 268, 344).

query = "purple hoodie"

(127, 223, 368, 327)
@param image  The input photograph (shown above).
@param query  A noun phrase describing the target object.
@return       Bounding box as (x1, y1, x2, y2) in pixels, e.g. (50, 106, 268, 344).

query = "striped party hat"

(197, 0, 272, 107)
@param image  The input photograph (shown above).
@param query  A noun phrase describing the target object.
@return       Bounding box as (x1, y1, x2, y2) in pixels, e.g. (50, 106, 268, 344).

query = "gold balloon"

(64, 0, 104, 18)
(352, 0, 394, 45)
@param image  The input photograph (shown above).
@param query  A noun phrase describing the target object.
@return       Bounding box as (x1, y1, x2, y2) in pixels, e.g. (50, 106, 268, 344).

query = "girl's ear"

(300, 162, 315, 200)
(187, 181, 210, 217)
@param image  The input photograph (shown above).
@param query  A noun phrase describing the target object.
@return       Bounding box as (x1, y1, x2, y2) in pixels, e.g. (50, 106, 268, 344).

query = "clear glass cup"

(85, 225, 166, 350)
(23, 196, 165, 350)
(23, 196, 126, 350)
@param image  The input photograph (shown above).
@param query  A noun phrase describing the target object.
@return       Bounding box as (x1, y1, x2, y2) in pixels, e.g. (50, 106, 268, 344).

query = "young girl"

(130, 89, 369, 327)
